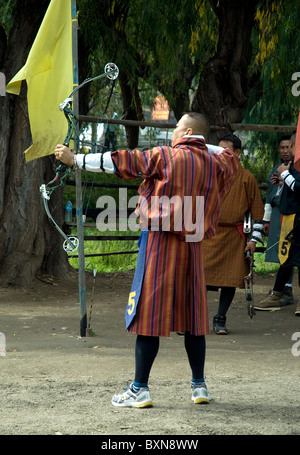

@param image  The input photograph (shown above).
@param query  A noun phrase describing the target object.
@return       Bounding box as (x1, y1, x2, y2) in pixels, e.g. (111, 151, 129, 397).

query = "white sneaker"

(111, 384, 153, 408)
(191, 386, 211, 404)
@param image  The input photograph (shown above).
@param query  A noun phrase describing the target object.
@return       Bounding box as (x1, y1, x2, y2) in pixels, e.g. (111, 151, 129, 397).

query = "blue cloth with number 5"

(125, 230, 148, 330)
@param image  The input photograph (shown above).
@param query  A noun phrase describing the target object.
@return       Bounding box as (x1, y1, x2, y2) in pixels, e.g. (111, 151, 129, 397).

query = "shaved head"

(182, 112, 210, 138)
(172, 112, 210, 146)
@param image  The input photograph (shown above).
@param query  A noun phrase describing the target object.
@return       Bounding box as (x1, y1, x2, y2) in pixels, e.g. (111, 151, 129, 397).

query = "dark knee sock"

(274, 266, 294, 292)
(285, 268, 294, 286)
(184, 332, 206, 381)
(218, 287, 236, 317)
(134, 335, 159, 385)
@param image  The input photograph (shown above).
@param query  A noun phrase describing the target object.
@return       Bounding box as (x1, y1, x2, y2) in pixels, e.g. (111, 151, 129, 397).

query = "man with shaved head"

(55, 111, 239, 408)
(171, 112, 210, 144)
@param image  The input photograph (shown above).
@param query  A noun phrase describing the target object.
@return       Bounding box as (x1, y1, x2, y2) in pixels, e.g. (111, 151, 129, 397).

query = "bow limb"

(40, 184, 79, 252)
(59, 62, 119, 107)
(39, 94, 79, 250)
(244, 250, 255, 318)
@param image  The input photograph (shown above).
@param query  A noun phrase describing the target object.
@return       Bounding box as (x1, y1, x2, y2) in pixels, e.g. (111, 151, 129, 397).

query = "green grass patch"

(253, 239, 280, 275)
(253, 252, 280, 275)
(68, 226, 139, 273)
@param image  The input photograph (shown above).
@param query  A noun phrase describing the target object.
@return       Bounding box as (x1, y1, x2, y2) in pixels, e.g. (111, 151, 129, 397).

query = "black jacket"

(279, 160, 300, 215)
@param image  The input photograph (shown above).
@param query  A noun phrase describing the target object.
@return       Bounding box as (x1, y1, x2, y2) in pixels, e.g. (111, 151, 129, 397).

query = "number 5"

(280, 240, 288, 256)
(127, 291, 136, 315)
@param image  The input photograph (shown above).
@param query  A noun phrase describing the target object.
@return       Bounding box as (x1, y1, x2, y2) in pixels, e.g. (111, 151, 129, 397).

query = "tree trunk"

(0, 0, 74, 287)
(191, 0, 260, 143)
(118, 71, 143, 149)
(163, 56, 200, 122)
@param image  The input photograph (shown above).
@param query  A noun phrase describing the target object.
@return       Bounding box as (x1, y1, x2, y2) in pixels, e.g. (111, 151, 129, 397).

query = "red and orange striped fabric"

(111, 137, 239, 336)
(112, 137, 238, 240)
(128, 231, 208, 336)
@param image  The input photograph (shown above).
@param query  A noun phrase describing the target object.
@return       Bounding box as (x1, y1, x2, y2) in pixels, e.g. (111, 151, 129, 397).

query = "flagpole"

(72, 0, 87, 337)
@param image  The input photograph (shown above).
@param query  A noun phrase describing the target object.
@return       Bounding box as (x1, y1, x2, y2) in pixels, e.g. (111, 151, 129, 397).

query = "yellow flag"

(6, 0, 73, 162)
(278, 214, 295, 265)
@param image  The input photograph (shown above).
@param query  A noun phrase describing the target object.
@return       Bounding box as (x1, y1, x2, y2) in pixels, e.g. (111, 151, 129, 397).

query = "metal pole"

(72, 0, 87, 337)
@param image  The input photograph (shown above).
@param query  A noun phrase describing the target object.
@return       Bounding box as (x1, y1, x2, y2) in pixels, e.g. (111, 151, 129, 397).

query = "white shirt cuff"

(74, 152, 115, 173)
(280, 170, 289, 178)
(263, 203, 272, 222)
(206, 144, 224, 155)
(281, 170, 295, 191)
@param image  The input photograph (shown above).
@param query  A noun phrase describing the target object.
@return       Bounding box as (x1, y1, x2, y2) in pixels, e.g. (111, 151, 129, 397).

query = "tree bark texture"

(117, 71, 143, 149)
(0, 0, 73, 286)
(191, 0, 260, 143)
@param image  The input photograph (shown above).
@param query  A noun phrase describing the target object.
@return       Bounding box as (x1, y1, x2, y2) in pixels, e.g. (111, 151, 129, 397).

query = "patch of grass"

(68, 226, 139, 273)
(253, 253, 280, 275)
(253, 239, 280, 275)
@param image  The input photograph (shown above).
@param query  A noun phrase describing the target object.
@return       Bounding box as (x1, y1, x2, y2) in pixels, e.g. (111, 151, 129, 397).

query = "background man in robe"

(202, 134, 264, 335)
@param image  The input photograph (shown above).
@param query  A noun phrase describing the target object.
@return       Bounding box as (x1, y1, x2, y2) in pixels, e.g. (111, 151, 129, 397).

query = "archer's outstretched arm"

(54, 145, 115, 173)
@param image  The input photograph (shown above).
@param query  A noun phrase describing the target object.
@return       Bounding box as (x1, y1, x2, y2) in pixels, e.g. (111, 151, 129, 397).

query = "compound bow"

(244, 249, 255, 318)
(39, 62, 119, 252)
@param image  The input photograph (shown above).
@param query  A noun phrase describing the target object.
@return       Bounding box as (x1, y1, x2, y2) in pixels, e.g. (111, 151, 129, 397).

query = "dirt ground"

(0, 270, 300, 438)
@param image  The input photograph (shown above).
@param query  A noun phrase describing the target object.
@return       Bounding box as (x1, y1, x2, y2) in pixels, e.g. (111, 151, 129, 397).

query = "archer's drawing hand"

(55, 144, 74, 167)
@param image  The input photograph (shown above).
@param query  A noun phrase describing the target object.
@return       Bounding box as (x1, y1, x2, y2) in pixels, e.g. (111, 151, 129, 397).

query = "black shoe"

(280, 286, 294, 306)
(213, 315, 228, 335)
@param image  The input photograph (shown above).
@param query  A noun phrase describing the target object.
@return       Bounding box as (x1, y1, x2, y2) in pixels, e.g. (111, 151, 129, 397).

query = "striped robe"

(111, 136, 239, 336)
(202, 163, 264, 288)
